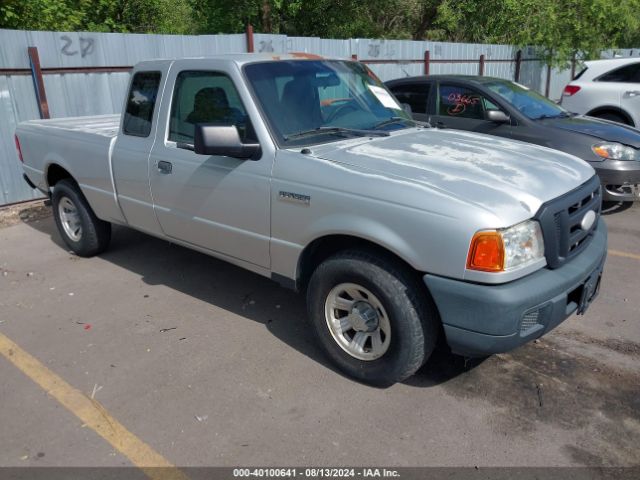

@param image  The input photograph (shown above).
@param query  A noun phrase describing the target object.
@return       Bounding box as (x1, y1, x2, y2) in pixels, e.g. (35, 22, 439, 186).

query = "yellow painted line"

(608, 249, 640, 261)
(0, 332, 188, 480)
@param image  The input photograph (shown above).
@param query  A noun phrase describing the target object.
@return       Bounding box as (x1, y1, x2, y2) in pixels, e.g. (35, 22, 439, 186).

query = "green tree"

(0, 0, 194, 33)
(2, 0, 639, 61)
(0, 0, 84, 30)
(434, 0, 640, 63)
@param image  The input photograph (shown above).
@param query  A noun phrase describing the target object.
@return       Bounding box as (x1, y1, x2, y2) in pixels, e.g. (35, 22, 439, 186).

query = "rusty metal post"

(544, 49, 553, 98)
(514, 49, 522, 82)
(479, 54, 485, 76)
(27, 46, 50, 119)
(424, 50, 430, 75)
(545, 64, 552, 98)
(246, 24, 254, 53)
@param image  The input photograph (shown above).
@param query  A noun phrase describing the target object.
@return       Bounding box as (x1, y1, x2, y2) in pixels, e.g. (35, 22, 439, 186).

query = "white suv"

(561, 58, 640, 127)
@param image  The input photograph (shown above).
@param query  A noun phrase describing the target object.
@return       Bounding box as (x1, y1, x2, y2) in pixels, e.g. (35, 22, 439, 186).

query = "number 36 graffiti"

(60, 35, 95, 58)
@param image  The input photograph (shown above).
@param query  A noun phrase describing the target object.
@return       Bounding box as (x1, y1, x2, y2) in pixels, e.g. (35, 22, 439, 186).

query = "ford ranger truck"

(16, 55, 607, 386)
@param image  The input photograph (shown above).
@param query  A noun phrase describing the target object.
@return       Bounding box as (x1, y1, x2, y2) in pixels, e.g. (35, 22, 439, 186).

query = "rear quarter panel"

(16, 120, 125, 224)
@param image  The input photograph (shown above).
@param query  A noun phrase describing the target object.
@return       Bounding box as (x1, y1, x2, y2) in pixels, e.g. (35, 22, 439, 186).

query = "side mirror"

(194, 125, 261, 160)
(486, 110, 510, 124)
(401, 103, 413, 116)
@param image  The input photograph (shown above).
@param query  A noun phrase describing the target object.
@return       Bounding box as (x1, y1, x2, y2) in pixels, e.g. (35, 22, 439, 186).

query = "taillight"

(563, 85, 581, 97)
(14, 134, 23, 163)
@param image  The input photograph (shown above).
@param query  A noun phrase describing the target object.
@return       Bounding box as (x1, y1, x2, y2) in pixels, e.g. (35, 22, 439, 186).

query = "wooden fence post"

(514, 49, 522, 82)
(246, 24, 254, 53)
(424, 50, 430, 75)
(27, 47, 50, 119)
(479, 54, 485, 76)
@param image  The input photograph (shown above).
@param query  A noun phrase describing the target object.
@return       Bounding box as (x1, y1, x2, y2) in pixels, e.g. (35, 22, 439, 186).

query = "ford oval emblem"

(581, 210, 596, 231)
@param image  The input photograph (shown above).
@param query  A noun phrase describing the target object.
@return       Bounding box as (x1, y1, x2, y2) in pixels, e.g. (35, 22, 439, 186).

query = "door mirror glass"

(486, 110, 510, 123)
(194, 125, 261, 159)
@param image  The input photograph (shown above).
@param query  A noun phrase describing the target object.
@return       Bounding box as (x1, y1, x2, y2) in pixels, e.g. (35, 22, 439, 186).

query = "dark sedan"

(386, 75, 640, 202)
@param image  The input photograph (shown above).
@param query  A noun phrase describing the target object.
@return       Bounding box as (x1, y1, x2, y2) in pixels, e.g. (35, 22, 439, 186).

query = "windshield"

(485, 80, 569, 120)
(244, 60, 415, 146)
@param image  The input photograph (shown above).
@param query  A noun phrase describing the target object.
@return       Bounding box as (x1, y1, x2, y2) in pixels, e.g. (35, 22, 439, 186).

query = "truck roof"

(135, 52, 333, 69)
(386, 74, 514, 86)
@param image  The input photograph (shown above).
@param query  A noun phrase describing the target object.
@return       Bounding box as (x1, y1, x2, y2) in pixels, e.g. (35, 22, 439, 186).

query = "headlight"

(592, 142, 639, 161)
(467, 220, 545, 272)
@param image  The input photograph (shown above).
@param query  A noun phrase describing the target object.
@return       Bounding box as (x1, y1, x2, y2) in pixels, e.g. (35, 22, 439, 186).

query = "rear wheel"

(51, 179, 111, 257)
(307, 249, 438, 386)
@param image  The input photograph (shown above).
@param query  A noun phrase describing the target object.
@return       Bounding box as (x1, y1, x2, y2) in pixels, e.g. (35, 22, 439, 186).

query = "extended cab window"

(123, 71, 161, 137)
(599, 63, 640, 83)
(168, 71, 253, 144)
(389, 83, 429, 114)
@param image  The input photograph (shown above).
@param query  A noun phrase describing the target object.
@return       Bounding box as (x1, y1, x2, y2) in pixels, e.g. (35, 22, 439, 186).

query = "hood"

(308, 128, 595, 221)
(540, 115, 640, 148)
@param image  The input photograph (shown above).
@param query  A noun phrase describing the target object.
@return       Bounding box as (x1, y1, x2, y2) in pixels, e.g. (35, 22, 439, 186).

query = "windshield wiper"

(372, 117, 422, 130)
(283, 126, 390, 141)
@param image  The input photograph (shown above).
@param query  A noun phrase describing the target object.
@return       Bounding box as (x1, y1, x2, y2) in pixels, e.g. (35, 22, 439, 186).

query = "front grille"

(535, 176, 601, 269)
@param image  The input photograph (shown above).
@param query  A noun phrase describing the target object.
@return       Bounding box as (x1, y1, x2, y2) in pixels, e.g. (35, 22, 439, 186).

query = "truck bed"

(19, 114, 121, 140)
(23, 114, 120, 134)
(17, 114, 125, 224)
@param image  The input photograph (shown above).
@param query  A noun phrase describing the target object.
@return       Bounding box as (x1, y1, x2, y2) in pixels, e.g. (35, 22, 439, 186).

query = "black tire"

(594, 112, 629, 125)
(306, 249, 439, 386)
(51, 179, 111, 257)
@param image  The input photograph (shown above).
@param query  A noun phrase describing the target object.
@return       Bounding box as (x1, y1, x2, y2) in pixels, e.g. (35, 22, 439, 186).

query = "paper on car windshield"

(368, 85, 401, 110)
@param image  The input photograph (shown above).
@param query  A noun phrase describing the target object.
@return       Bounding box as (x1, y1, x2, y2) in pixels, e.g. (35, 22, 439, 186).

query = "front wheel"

(307, 250, 439, 386)
(52, 179, 111, 257)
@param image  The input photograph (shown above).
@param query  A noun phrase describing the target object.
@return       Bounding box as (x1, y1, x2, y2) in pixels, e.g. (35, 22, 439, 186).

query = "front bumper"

(424, 219, 607, 357)
(593, 161, 640, 201)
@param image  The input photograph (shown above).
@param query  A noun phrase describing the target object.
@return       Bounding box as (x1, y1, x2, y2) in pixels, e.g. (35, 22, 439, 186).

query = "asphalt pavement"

(0, 201, 638, 473)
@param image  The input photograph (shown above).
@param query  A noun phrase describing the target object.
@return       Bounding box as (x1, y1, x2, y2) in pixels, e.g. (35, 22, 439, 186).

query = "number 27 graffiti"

(60, 35, 95, 58)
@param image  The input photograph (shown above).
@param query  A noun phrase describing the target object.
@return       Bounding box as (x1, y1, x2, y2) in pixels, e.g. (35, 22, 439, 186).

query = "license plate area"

(569, 269, 602, 316)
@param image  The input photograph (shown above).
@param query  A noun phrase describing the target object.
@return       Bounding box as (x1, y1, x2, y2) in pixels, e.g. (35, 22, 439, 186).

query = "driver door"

(148, 62, 272, 269)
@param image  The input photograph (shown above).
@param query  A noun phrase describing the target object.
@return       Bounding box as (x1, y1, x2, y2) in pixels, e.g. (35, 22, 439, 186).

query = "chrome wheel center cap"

(347, 301, 379, 332)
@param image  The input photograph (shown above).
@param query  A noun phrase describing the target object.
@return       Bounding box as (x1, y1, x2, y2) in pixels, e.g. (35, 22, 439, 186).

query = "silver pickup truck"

(16, 54, 607, 385)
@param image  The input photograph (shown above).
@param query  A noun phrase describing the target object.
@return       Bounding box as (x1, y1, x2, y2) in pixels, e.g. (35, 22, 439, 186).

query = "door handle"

(624, 90, 640, 98)
(157, 161, 173, 174)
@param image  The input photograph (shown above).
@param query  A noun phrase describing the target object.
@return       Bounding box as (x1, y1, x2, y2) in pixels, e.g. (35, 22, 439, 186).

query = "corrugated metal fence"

(1, 29, 247, 205)
(0, 28, 633, 205)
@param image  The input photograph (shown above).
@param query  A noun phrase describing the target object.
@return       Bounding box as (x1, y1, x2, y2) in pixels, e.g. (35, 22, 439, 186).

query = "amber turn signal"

(592, 145, 610, 158)
(467, 231, 505, 272)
